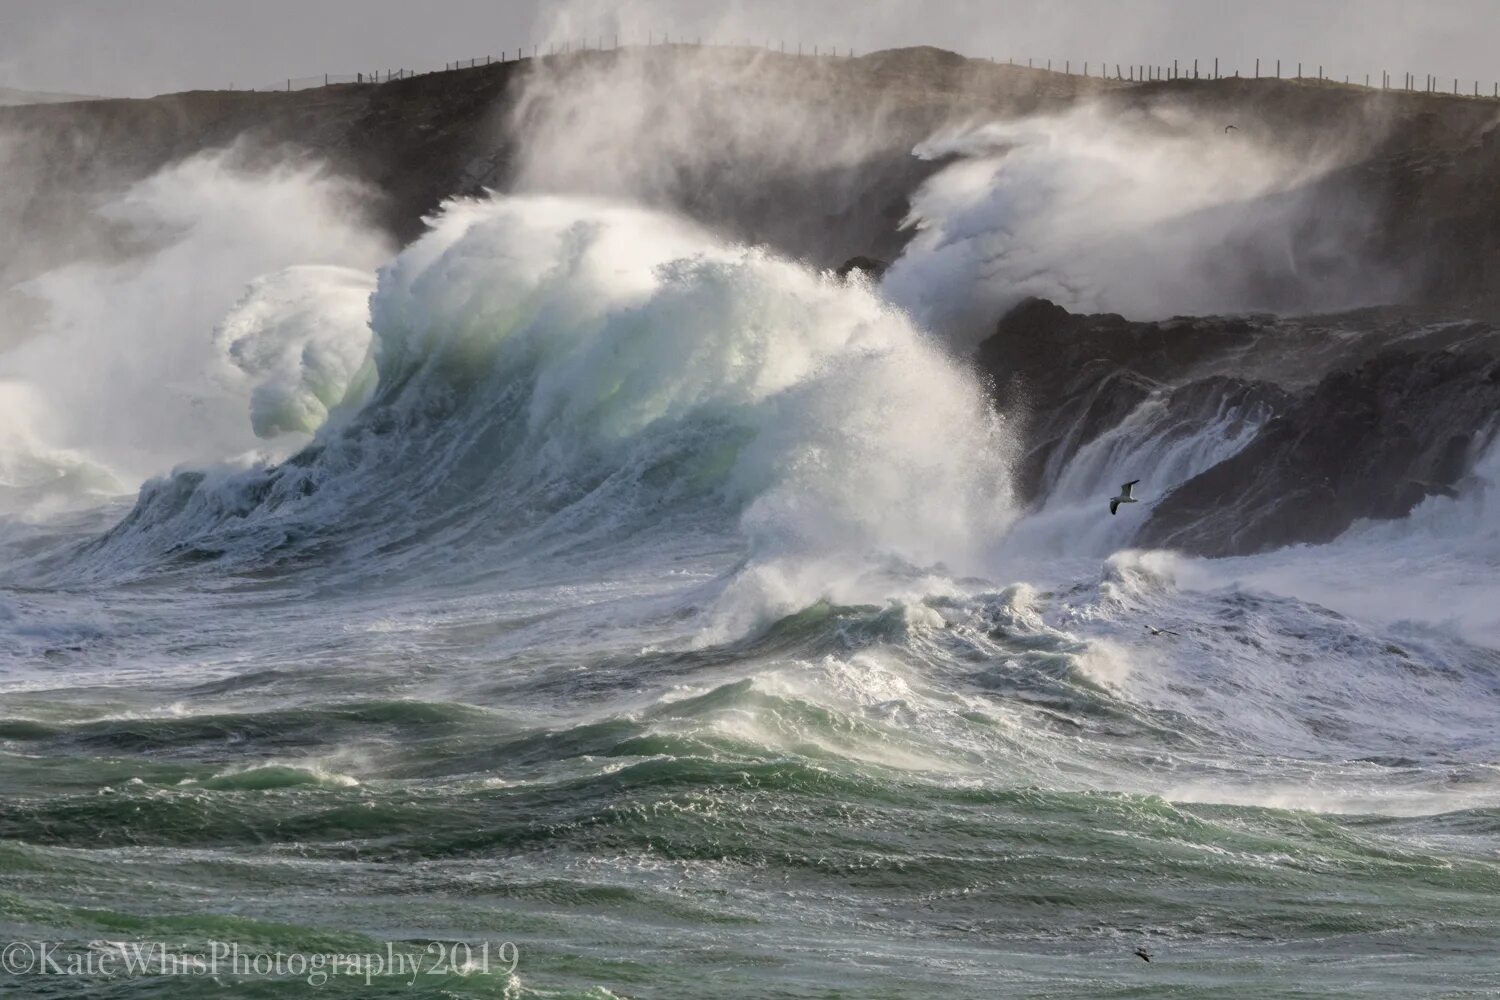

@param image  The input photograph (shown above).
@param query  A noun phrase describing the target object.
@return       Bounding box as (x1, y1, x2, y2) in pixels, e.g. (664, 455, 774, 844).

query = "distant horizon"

(2, 45, 1488, 108)
(1, 0, 1498, 100)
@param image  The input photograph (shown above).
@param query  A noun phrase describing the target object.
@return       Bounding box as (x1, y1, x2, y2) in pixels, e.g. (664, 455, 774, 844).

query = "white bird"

(1109, 480, 1140, 515)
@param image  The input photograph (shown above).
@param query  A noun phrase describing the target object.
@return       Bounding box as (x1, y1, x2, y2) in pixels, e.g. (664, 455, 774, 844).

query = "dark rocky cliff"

(976, 296, 1500, 555)
(7, 46, 1500, 311)
(12, 46, 1500, 560)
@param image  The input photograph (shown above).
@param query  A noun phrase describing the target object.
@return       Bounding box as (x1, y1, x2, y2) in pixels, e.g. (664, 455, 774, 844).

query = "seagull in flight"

(1109, 480, 1140, 515)
(1224, 124, 1239, 132)
(1144, 625, 1181, 637)
(1134, 947, 1153, 963)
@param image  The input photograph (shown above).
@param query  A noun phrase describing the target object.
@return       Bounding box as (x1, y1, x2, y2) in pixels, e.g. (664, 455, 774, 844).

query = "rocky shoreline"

(976, 297, 1500, 555)
(9, 45, 1500, 560)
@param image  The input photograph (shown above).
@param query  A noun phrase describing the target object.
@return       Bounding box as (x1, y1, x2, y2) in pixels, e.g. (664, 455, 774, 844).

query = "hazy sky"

(1, 0, 1497, 98)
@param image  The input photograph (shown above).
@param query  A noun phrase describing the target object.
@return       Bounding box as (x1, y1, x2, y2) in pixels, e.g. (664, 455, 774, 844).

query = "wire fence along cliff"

(248, 38, 1500, 101)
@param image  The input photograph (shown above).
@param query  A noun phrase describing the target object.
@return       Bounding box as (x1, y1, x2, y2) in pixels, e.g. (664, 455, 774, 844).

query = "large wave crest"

(69, 195, 1017, 632)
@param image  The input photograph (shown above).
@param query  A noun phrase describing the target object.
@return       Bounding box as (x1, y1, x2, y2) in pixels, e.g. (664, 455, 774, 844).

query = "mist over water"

(884, 100, 1398, 334)
(0, 150, 389, 510)
(2, 38, 1500, 1000)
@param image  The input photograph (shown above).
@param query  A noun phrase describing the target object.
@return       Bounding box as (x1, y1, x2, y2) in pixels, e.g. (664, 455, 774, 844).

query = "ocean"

(3, 111, 1500, 1000)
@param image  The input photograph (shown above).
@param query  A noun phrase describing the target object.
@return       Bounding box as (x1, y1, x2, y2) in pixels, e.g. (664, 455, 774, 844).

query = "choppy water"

(3, 189, 1500, 999)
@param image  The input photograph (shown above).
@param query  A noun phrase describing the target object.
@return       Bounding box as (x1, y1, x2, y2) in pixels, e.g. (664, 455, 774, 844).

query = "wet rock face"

(835, 256, 888, 280)
(1138, 350, 1500, 556)
(975, 297, 1262, 500)
(975, 298, 1500, 557)
(976, 297, 1259, 393)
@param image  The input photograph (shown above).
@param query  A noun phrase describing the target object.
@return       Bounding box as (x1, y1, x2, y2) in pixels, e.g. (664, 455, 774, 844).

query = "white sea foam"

(369, 194, 1018, 632)
(882, 102, 1391, 341)
(0, 149, 390, 506)
(214, 265, 379, 439)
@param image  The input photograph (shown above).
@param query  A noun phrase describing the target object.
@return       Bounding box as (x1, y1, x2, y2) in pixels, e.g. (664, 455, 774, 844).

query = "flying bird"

(1224, 124, 1239, 132)
(1109, 480, 1140, 515)
(1145, 625, 1181, 637)
(1134, 947, 1153, 963)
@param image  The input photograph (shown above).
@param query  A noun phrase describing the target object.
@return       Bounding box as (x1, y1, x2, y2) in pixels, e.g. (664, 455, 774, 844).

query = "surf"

(21, 194, 1014, 639)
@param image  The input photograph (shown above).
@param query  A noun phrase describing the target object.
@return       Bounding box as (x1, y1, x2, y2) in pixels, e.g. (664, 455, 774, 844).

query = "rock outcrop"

(975, 297, 1500, 556)
(1138, 349, 1500, 555)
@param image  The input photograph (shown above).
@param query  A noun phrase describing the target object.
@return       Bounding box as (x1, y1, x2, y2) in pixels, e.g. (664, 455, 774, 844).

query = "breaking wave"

(51, 195, 1015, 633)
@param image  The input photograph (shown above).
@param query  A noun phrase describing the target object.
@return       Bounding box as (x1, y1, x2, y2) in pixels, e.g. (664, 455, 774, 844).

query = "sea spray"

(882, 102, 1393, 338)
(1003, 386, 1278, 560)
(0, 382, 123, 517)
(0, 150, 389, 496)
(1200, 434, 1500, 644)
(213, 265, 379, 439)
(66, 194, 1018, 633)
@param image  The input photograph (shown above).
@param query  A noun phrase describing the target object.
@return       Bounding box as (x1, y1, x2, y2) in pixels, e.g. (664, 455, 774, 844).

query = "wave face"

(56, 195, 1014, 634)
(5, 139, 1500, 998)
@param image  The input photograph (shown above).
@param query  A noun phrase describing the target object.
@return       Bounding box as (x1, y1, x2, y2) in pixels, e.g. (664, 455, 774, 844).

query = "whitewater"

(4, 103, 1500, 999)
